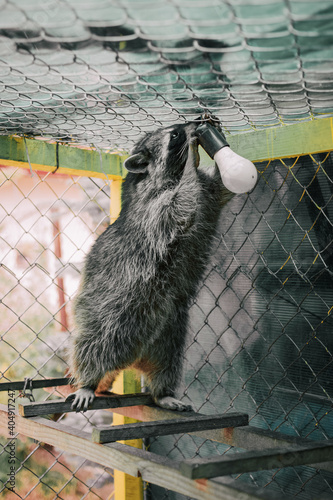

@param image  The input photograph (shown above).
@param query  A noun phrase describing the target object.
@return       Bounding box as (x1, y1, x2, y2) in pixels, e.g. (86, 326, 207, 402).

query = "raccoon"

(67, 121, 232, 411)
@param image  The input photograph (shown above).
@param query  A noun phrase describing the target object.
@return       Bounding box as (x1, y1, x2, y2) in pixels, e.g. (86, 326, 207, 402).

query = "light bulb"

(195, 123, 258, 194)
(213, 146, 258, 194)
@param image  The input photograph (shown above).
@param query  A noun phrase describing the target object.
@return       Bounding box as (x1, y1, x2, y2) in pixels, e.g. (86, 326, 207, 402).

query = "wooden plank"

(18, 392, 154, 417)
(0, 135, 127, 179)
(224, 426, 333, 474)
(93, 412, 249, 443)
(0, 377, 72, 392)
(106, 404, 333, 474)
(0, 404, 274, 500)
(180, 439, 333, 479)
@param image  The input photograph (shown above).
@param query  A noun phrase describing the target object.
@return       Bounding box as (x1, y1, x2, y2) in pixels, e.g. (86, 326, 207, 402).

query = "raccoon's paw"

(188, 138, 200, 168)
(154, 396, 193, 412)
(66, 387, 95, 412)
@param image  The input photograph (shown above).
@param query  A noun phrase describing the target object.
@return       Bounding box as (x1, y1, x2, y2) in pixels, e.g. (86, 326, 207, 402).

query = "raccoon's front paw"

(155, 396, 193, 412)
(66, 387, 95, 412)
(188, 138, 200, 168)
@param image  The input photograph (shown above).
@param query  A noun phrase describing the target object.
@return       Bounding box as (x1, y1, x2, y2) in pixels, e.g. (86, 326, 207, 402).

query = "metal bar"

(0, 377, 72, 392)
(18, 392, 154, 417)
(92, 412, 249, 443)
(0, 135, 126, 179)
(180, 439, 333, 479)
(52, 216, 69, 332)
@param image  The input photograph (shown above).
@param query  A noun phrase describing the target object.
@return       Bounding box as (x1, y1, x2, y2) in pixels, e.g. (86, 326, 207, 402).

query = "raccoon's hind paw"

(154, 396, 193, 412)
(66, 387, 95, 412)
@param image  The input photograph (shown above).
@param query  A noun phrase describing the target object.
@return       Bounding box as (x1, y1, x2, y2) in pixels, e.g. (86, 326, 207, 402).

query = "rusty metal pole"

(52, 217, 68, 332)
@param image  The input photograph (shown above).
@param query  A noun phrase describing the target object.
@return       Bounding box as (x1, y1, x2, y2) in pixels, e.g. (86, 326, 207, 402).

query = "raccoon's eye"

(170, 131, 179, 140)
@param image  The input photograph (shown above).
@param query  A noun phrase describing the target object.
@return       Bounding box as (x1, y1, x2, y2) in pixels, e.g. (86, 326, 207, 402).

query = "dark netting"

(149, 152, 333, 499)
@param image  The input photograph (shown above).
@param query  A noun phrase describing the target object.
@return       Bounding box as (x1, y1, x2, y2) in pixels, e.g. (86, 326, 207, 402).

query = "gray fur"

(67, 121, 233, 411)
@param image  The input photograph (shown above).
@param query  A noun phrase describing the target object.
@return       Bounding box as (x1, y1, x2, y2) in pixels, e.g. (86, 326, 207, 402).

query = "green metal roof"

(0, 0, 333, 152)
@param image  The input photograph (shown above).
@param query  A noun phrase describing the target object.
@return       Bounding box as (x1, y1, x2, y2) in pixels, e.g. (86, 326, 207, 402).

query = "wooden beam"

(92, 412, 248, 443)
(0, 405, 282, 500)
(106, 403, 333, 474)
(180, 440, 333, 479)
(18, 392, 154, 417)
(0, 135, 126, 179)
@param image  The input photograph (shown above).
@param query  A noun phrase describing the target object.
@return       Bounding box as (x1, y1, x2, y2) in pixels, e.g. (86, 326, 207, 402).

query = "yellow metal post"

(110, 179, 123, 224)
(113, 371, 144, 500)
(110, 177, 144, 500)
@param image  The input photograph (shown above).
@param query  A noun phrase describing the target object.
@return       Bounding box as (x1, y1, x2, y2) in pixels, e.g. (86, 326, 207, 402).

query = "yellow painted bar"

(110, 179, 123, 224)
(0, 158, 123, 180)
(113, 371, 144, 500)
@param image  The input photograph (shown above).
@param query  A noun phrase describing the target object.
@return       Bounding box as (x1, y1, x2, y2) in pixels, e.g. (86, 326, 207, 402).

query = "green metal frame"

(0, 135, 126, 179)
(1, 118, 333, 179)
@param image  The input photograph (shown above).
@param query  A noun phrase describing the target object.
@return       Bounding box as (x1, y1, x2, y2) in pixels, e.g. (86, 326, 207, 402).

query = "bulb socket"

(195, 123, 229, 159)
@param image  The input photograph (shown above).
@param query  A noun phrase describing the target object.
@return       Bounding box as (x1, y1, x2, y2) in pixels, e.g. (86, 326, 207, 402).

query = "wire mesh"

(0, 166, 115, 499)
(0, 0, 332, 151)
(149, 152, 333, 500)
(0, 1, 333, 499)
(1, 152, 332, 499)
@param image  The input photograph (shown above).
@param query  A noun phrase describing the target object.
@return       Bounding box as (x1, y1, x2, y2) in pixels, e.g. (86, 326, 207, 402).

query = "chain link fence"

(149, 151, 333, 499)
(0, 166, 116, 499)
(0, 151, 332, 499)
(0, 1, 333, 499)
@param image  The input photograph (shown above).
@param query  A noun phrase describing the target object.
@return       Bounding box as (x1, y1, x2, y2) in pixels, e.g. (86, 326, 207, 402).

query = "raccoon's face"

(123, 122, 198, 184)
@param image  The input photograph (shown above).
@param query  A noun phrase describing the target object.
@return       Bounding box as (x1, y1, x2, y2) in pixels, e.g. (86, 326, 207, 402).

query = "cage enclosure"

(0, 1, 333, 500)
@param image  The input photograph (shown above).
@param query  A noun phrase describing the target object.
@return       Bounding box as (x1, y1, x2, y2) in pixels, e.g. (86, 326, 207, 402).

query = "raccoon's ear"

(123, 152, 150, 174)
